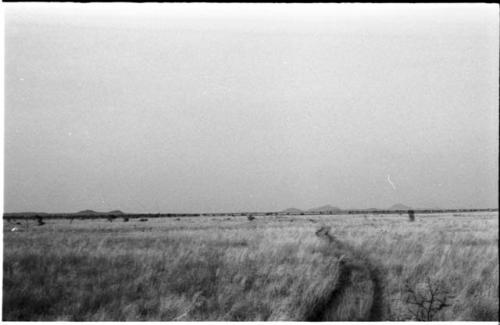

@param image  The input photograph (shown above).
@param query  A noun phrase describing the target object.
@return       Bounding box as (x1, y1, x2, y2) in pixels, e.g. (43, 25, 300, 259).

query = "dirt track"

(304, 227, 386, 321)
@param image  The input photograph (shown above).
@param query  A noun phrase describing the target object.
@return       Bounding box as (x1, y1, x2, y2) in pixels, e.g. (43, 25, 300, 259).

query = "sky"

(3, 3, 499, 213)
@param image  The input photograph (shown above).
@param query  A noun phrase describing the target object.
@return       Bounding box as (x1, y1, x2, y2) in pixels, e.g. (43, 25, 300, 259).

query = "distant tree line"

(3, 208, 497, 221)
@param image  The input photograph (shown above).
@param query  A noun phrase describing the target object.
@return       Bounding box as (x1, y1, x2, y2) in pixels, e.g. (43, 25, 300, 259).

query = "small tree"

(408, 210, 415, 222)
(36, 215, 45, 226)
(403, 277, 453, 321)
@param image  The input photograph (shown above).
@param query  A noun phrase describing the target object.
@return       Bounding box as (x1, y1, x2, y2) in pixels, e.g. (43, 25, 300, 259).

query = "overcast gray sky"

(4, 4, 499, 213)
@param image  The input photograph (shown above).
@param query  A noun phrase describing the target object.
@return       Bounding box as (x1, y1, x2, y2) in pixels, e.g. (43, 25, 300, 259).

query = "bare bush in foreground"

(403, 277, 453, 321)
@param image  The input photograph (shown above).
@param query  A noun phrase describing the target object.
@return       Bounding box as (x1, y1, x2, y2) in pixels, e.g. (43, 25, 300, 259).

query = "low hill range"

(280, 208, 303, 214)
(280, 205, 342, 214)
(76, 210, 125, 215)
(280, 204, 415, 213)
(6, 204, 472, 219)
(388, 203, 412, 210)
(3, 210, 125, 219)
(307, 205, 342, 213)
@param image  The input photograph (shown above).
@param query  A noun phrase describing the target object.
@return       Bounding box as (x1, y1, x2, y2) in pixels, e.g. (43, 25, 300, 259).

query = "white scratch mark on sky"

(387, 174, 396, 190)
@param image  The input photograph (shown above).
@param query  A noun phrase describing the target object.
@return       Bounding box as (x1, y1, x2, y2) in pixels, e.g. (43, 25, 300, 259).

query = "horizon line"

(4, 207, 499, 215)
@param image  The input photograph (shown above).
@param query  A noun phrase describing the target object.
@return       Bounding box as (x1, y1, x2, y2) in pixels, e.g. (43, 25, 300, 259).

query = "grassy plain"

(3, 212, 498, 321)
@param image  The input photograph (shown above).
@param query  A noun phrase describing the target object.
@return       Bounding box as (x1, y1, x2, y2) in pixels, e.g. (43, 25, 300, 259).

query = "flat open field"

(3, 212, 498, 321)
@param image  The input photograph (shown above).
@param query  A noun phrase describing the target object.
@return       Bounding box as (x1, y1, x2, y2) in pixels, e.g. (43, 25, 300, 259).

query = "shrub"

(403, 277, 453, 321)
(36, 216, 45, 226)
(408, 210, 415, 222)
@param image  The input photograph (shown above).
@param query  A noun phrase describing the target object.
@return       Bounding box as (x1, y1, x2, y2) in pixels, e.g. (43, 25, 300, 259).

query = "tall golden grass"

(3, 212, 498, 321)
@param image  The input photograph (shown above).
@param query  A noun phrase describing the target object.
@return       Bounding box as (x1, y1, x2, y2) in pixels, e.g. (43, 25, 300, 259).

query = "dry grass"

(3, 212, 498, 321)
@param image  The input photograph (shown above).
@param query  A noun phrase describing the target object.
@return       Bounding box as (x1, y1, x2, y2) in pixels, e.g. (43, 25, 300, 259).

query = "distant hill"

(107, 210, 124, 215)
(76, 210, 99, 215)
(76, 210, 124, 215)
(388, 204, 412, 210)
(281, 208, 303, 214)
(307, 205, 342, 213)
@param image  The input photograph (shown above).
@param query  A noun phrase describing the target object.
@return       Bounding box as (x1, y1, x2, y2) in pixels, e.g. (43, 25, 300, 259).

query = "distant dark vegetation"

(3, 208, 497, 222)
